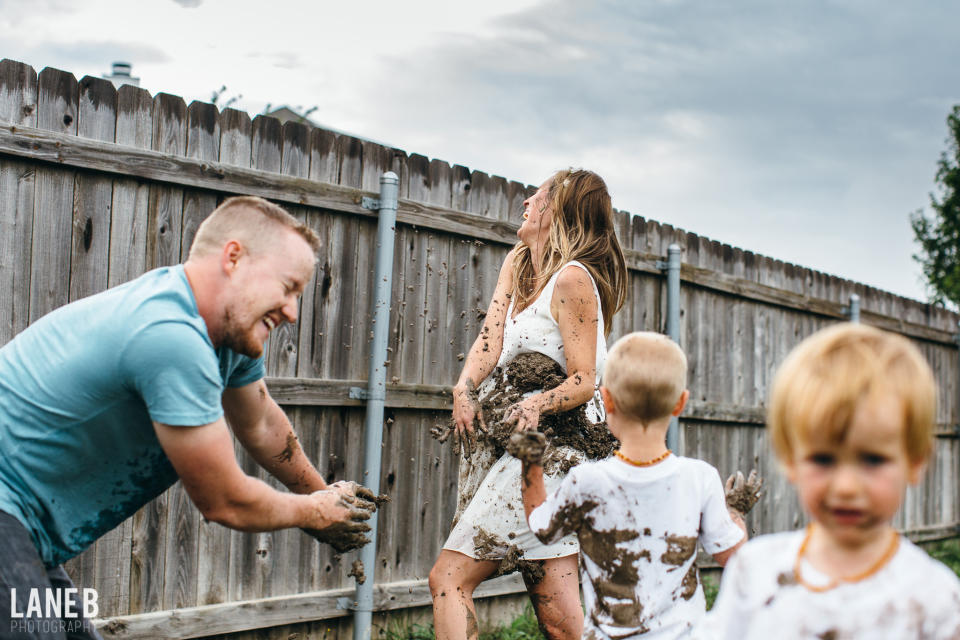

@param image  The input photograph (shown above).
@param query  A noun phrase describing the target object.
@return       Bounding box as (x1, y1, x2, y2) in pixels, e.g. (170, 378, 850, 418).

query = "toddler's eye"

(860, 453, 888, 467)
(808, 453, 835, 467)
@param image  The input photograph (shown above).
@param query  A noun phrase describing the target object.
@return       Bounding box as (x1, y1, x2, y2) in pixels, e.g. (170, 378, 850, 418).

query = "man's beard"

(220, 307, 265, 358)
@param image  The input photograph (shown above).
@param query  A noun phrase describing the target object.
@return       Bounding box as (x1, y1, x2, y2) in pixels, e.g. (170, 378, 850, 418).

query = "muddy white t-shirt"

(528, 454, 744, 639)
(697, 530, 960, 640)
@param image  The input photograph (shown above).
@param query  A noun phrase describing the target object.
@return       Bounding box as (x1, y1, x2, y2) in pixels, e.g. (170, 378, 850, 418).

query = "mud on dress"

(442, 261, 608, 563)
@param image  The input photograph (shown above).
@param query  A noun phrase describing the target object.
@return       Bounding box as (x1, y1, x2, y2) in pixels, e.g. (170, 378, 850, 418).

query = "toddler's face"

(785, 395, 923, 549)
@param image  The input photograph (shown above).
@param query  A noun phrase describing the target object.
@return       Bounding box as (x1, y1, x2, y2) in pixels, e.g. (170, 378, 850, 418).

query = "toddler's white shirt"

(528, 454, 745, 639)
(697, 530, 960, 639)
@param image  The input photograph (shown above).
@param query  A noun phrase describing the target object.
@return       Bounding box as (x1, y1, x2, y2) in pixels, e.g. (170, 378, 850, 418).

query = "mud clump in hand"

(302, 491, 380, 554)
(724, 470, 763, 517)
(507, 431, 547, 465)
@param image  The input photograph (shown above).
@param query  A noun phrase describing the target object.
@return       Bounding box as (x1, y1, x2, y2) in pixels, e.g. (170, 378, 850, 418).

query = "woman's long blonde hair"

(511, 168, 627, 335)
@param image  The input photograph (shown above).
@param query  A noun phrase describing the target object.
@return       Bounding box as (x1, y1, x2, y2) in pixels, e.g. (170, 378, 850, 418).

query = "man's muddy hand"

(724, 469, 763, 517)
(507, 430, 547, 466)
(329, 480, 385, 512)
(301, 488, 374, 553)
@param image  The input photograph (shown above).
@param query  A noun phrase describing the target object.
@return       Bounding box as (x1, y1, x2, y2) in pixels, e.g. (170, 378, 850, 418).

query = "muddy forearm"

(527, 371, 596, 415)
(239, 405, 327, 494)
(455, 325, 503, 390)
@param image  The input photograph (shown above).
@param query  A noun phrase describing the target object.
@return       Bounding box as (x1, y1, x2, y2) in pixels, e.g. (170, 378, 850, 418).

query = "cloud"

(170, 0, 202, 7)
(348, 0, 959, 298)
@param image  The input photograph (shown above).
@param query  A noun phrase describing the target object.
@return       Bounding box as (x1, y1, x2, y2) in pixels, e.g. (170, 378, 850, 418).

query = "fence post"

(956, 321, 960, 436)
(662, 244, 682, 453)
(350, 172, 399, 640)
(847, 293, 861, 323)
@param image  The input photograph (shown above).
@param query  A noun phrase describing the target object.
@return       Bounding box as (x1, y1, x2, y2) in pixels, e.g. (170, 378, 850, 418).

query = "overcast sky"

(2, 0, 958, 302)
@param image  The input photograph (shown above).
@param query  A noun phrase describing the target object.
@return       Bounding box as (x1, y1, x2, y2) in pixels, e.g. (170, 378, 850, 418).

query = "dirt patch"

(531, 499, 599, 544)
(273, 433, 299, 463)
(348, 560, 366, 584)
(777, 571, 798, 586)
(661, 535, 697, 566)
(472, 528, 546, 585)
(465, 603, 478, 638)
(433, 352, 618, 461)
(679, 564, 699, 600)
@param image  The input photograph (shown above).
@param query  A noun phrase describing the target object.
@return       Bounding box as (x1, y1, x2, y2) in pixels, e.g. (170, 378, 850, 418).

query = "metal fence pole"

(664, 243, 682, 454)
(351, 172, 399, 640)
(847, 293, 861, 323)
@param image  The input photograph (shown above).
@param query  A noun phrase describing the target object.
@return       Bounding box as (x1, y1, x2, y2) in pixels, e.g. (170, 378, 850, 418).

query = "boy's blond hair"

(769, 323, 936, 464)
(189, 196, 321, 259)
(603, 331, 687, 423)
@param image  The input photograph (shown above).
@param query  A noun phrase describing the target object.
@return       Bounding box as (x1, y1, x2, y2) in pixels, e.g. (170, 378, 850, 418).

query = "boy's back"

(701, 530, 960, 639)
(529, 454, 744, 639)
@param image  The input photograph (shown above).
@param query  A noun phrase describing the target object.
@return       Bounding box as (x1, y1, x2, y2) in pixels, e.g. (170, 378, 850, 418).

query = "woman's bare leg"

(430, 549, 499, 640)
(525, 554, 583, 640)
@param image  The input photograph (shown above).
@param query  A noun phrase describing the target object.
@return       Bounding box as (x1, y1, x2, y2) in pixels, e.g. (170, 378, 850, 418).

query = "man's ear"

(600, 386, 616, 415)
(221, 240, 244, 275)
(671, 389, 689, 417)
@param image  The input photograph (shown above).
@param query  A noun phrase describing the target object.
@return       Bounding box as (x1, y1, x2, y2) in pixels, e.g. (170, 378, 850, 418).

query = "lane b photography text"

(8, 587, 98, 635)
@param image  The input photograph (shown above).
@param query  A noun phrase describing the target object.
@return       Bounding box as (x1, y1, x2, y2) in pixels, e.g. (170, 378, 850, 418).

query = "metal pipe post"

(848, 293, 861, 323)
(353, 172, 399, 640)
(665, 243, 682, 454)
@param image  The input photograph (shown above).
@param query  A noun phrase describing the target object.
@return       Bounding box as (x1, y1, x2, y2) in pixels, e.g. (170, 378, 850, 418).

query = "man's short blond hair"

(769, 323, 936, 464)
(603, 331, 687, 424)
(189, 196, 321, 259)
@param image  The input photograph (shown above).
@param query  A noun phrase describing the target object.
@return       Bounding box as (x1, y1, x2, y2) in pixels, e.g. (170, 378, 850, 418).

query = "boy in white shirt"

(700, 323, 960, 639)
(507, 331, 760, 639)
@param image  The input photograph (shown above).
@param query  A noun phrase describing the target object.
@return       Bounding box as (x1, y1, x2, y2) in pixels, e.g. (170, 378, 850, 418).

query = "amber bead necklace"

(793, 523, 900, 592)
(614, 449, 672, 467)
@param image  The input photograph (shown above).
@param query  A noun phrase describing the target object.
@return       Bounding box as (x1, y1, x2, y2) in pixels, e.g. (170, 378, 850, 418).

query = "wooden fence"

(1, 58, 958, 639)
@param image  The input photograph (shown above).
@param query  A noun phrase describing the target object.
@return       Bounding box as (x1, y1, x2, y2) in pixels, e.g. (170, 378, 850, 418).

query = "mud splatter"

(465, 603, 478, 638)
(817, 631, 837, 640)
(273, 433, 299, 463)
(777, 571, 798, 586)
(348, 560, 366, 584)
(472, 529, 546, 585)
(679, 564, 699, 600)
(533, 499, 599, 544)
(661, 535, 697, 566)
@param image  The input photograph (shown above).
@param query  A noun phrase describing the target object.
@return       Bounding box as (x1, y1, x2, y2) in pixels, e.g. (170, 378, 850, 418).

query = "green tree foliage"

(911, 105, 960, 305)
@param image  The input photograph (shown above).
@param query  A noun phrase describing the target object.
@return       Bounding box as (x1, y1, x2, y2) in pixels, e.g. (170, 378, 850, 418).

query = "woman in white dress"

(429, 169, 628, 639)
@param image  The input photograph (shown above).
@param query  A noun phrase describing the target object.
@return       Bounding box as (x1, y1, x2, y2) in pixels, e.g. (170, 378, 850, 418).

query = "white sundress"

(443, 261, 608, 562)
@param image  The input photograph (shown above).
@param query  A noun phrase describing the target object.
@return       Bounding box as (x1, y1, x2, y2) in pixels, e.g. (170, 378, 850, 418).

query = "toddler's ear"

(600, 386, 616, 414)
(908, 459, 926, 486)
(671, 389, 689, 417)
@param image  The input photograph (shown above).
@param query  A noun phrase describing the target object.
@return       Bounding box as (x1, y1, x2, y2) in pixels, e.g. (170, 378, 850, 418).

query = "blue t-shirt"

(0, 266, 264, 566)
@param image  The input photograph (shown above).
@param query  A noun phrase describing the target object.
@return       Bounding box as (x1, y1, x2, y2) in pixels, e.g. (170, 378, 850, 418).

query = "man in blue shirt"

(0, 196, 375, 639)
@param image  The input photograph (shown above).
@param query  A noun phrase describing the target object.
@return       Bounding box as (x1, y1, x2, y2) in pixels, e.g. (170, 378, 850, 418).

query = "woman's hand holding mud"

(504, 397, 542, 432)
(451, 378, 486, 457)
(301, 487, 375, 553)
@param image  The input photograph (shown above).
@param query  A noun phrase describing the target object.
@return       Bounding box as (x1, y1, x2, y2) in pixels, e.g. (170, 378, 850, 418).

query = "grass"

(927, 537, 960, 579)
(377, 605, 545, 640)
